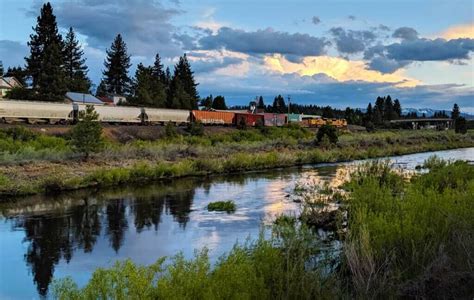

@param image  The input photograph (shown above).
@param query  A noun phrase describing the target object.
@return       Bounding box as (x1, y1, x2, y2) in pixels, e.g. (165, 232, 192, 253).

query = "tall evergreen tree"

(0, 60, 4, 75)
(164, 67, 171, 86)
(37, 41, 67, 101)
(384, 95, 396, 120)
(167, 78, 191, 109)
(172, 54, 199, 109)
(257, 96, 265, 109)
(272, 95, 286, 113)
(103, 34, 131, 95)
(130, 63, 166, 107)
(200, 95, 213, 109)
(152, 53, 166, 83)
(95, 80, 107, 97)
(63, 27, 91, 92)
(212, 95, 227, 110)
(26, 2, 63, 88)
(451, 103, 460, 120)
(393, 99, 402, 118)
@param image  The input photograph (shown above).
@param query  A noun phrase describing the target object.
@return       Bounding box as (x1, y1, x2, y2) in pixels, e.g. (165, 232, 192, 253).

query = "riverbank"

(51, 159, 474, 299)
(1, 127, 473, 197)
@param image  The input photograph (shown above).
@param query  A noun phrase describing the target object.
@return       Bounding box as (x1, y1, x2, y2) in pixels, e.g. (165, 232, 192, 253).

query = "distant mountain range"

(402, 108, 474, 120)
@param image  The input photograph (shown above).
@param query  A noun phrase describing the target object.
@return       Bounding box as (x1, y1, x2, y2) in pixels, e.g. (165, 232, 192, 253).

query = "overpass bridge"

(389, 118, 453, 130)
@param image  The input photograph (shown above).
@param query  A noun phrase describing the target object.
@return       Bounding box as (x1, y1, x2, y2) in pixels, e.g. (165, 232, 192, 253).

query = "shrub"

(187, 121, 204, 136)
(207, 200, 236, 213)
(454, 116, 467, 134)
(164, 122, 178, 138)
(70, 105, 103, 159)
(316, 125, 338, 145)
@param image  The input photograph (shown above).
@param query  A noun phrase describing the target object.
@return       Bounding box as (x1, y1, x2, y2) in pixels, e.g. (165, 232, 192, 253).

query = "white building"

(0, 77, 23, 98)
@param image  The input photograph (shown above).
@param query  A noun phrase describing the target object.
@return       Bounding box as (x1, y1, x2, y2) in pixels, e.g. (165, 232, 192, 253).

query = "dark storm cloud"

(329, 27, 377, 54)
(365, 37, 474, 73)
(312, 16, 321, 25)
(0, 40, 28, 68)
(198, 27, 330, 56)
(36, 0, 184, 58)
(392, 27, 419, 41)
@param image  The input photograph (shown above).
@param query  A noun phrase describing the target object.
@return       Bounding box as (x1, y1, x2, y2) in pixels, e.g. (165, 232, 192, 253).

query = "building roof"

(65, 92, 103, 104)
(0, 76, 23, 89)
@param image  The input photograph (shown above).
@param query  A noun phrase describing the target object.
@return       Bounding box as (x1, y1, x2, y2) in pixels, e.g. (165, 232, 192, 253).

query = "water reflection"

(0, 147, 472, 298)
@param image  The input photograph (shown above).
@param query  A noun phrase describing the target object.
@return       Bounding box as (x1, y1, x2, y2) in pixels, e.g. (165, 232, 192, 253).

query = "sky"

(0, 0, 473, 111)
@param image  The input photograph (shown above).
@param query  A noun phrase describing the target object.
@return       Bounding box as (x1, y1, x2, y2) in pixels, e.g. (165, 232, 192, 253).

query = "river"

(0, 147, 472, 299)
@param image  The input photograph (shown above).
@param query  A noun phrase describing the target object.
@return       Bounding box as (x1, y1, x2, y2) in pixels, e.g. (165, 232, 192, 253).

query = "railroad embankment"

(0, 125, 473, 197)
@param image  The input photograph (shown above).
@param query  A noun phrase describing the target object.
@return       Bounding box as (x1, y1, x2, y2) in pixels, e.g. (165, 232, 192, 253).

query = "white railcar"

(144, 108, 190, 124)
(0, 100, 74, 124)
(82, 105, 143, 123)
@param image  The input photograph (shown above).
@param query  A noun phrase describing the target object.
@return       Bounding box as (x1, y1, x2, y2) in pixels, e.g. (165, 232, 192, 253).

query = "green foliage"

(130, 63, 166, 107)
(316, 125, 338, 145)
(70, 105, 103, 158)
(455, 116, 467, 134)
(207, 200, 236, 213)
(63, 27, 91, 93)
(164, 122, 178, 138)
(344, 161, 474, 298)
(5, 87, 35, 100)
(103, 34, 131, 95)
(211, 95, 227, 110)
(186, 121, 204, 136)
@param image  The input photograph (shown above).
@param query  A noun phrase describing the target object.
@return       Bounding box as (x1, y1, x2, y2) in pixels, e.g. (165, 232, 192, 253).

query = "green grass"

(207, 200, 236, 213)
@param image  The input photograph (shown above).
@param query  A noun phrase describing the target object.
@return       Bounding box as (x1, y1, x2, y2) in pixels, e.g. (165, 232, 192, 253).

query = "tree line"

(1, 2, 199, 110)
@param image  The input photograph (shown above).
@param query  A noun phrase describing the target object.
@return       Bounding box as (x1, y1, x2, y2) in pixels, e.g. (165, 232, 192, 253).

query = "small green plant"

(316, 125, 338, 146)
(164, 122, 178, 138)
(187, 121, 204, 136)
(207, 200, 236, 213)
(70, 105, 103, 159)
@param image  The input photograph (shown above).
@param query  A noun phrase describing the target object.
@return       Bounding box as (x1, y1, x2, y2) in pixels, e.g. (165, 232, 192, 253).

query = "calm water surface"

(0, 147, 472, 299)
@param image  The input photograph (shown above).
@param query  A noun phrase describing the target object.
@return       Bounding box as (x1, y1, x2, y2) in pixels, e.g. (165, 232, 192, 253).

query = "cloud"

(198, 27, 330, 56)
(348, 15, 356, 21)
(440, 23, 474, 39)
(191, 56, 244, 73)
(392, 27, 419, 41)
(0, 40, 28, 68)
(329, 27, 377, 54)
(47, 0, 183, 58)
(312, 16, 321, 25)
(365, 37, 474, 72)
(378, 24, 391, 31)
(263, 54, 419, 87)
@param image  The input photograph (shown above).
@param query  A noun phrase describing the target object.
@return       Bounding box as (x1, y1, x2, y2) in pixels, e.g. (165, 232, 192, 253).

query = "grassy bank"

(1, 126, 473, 197)
(52, 160, 474, 299)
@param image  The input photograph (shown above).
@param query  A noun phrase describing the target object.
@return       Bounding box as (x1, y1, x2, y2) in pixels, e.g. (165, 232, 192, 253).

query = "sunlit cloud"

(440, 23, 474, 39)
(263, 54, 420, 87)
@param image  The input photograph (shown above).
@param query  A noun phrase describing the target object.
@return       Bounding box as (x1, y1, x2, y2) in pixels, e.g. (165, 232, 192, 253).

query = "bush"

(164, 122, 178, 138)
(316, 125, 338, 145)
(454, 117, 467, 134)
(187, 121, 204, 136)
(70, 105, 103, 159)
(207, 200, 236, 213)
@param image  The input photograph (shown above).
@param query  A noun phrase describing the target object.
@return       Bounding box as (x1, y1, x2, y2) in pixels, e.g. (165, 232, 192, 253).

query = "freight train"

(0, 100, 347, 128)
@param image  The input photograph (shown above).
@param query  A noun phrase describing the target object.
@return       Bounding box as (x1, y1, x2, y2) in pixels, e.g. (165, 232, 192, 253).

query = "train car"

(191, 110, 235, 125)
(234, 113, 264, 127)
(302, 118, 326, 128)
(262, 113, 286, 127)
(325, 118, 347, 128)
(144, 108, 190, 125)
(85, 105, 143, 124)
(0, 100, 74, 124)
(287, 113, 303, 123)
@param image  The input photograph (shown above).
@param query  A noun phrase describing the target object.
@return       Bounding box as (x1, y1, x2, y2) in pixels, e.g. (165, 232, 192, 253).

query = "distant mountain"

(402, 108, 474, 120)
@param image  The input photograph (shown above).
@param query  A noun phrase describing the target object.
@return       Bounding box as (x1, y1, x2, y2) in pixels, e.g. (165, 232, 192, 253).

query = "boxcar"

(144, 108, 190, 125)
(191, 110, 235, 125)
(262, 113, 286, 127)
(287, 113, 303, 123)
(234, 113, 264, 127)
(0, 100, 74, 124)
(88, 105, 143, 123)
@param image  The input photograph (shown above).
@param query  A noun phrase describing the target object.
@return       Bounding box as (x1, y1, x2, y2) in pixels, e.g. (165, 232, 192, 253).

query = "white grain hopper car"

(0, 100, 74, 124)
(0, 100, 192, 125)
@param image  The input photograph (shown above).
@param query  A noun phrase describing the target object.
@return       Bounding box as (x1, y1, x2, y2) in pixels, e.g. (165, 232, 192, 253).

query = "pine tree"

(384, 95, 395, 120)
(167, 77, 191, 109)
(257, 96, 265, 109)
(103, 34, 131, 95)
(272, 95, 286, 113)
(200, 95, 213, 109)
(393, 99, 402, 118)
(212, 95, 227, 110)
(131, 63, 166, 107)
(37, 41, 67, 101)
(172, 54, 199, 109)
(152, 53, 166, 83)
(71, 105, 103, 159)
(63, 27, 91, 92)
(0, 61, 3, 75)
(26, 2, 63, 88)
(95, 80, 107, 97)
(451, 103, 460, 120)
